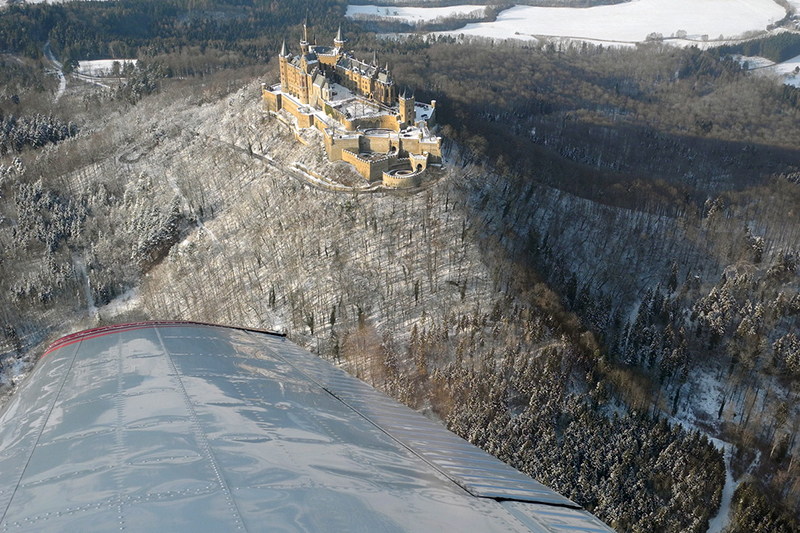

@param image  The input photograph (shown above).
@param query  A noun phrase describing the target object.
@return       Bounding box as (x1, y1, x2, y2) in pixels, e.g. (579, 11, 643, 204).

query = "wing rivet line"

(153, 327, 249, 532)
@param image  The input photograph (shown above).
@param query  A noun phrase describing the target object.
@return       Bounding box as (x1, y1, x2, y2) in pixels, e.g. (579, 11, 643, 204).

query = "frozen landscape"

(427, 0, 786, 44)
(3, 0, 800, 528)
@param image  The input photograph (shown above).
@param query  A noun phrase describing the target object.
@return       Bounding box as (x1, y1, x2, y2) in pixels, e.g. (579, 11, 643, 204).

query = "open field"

(433, 0, 786, 44)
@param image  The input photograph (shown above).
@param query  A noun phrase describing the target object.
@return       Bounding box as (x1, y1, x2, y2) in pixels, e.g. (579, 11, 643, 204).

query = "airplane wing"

(0, 321, 614, 532)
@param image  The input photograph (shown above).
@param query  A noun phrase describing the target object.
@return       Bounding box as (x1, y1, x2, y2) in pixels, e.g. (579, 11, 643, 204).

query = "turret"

(399, 89, 415, 128)
(334, 25, 347, 49)
(300, 15, 310, 55)
(279, 40, 289, 92)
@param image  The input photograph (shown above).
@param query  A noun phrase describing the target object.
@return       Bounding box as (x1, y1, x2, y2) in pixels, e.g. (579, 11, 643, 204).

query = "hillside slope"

(0, 75, 727, 531)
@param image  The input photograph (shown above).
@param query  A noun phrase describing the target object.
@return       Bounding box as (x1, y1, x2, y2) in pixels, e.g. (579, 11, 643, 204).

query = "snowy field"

(434, 0, 786, 45)
(75, 59, 136, 77)
(346, 4, 485, 24)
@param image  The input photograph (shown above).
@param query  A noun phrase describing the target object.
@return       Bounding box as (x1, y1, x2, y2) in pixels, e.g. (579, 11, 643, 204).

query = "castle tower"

(334, 25, 346, 50)
(279, 40, 289, 93)
(300, 15, 310, 56)
(399, 90, 415, 128)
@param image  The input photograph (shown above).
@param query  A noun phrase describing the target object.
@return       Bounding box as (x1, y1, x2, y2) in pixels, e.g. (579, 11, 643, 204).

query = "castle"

(262, 20, 442, 188)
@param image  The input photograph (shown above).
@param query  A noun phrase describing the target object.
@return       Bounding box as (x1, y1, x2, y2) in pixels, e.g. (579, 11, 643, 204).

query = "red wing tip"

(41, 321, 286, 359)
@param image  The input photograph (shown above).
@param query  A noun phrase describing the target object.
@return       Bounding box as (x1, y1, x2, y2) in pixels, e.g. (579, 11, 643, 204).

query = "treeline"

(0, 0, 347, 71)
(727, 482, 800, 532)
(717, 32, 800, 64)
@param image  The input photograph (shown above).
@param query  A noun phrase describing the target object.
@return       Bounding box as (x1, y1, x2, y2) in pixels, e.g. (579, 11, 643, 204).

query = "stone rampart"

(341, 149, 395, 182)
(382, 168, 424, 188)
(324, 132, 360, 161)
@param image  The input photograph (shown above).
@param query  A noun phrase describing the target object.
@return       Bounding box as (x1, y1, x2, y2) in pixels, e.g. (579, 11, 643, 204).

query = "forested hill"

(1, 1, 800, 530)
(0, 0, 346, 72)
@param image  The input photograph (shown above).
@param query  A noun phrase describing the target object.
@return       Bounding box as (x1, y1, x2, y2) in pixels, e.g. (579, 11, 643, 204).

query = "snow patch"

(735, 54, 777, 69)
(98, 287, 141, 319)
(346, 4, 485, 24)
(75, 59, 137, 77)
(707, 445, 736, 533)
(767, 52, 800, 86)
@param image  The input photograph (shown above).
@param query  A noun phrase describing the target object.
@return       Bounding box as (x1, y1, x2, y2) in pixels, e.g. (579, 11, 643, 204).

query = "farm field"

(426, 0, 786, 44)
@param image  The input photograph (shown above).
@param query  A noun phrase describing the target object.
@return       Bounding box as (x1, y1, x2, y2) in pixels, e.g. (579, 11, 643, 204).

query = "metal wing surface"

(0, 322, 614, 532)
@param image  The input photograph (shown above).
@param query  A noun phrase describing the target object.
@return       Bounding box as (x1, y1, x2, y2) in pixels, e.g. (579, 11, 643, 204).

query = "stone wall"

(324, 131, 360, 161)
(341, 150, 396, 182)
(349, 114, 401, 132)
(262, 87, 281, 113)
(382, 168, 424, 188)
(362, 135, 397, 154)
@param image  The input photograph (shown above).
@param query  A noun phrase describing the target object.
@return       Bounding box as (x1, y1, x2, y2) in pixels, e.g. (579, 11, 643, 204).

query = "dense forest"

(0, 0, 346, 74)
(2, 0, 800, 531)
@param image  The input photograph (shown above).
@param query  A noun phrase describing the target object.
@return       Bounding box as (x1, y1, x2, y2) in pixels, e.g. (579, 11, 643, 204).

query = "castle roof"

(313, 72, 328, 89)
(312, 45, 335, 56)
(336, 56, 377, 78)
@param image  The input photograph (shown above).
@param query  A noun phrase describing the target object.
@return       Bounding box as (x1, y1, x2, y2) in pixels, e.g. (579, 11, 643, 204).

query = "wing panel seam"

(0, 340, 82, 526)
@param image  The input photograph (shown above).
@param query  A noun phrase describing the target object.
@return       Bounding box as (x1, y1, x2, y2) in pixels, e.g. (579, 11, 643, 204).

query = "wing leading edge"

(0, 322, 614, 532)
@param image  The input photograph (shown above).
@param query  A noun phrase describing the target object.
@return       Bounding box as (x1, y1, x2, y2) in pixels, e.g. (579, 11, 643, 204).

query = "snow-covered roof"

(415, 102, 434, 123)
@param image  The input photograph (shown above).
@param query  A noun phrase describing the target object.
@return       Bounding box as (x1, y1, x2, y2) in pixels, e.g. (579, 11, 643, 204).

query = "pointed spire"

(280, 40, 288, 57)
(372, 51, 378, 67)
(385, 62, 389, 72)
(336, 25, 344, 44)
(302, 13, 309, 43)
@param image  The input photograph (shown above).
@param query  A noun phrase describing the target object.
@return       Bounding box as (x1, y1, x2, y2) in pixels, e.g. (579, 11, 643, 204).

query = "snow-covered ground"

(346, 4, 485, 24)
(735, 52, 800, 87)
(435, 0, 785, 45)
(735, 54, 777, 69)
(43, 41, 65, 102)
(75, 59, 137, 77)
(767, 52, 800, 86)
(98, 288, 141, 320)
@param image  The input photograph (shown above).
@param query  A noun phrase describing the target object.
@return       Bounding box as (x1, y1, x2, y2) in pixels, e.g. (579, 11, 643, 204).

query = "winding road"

(43, 41, 66, 102)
